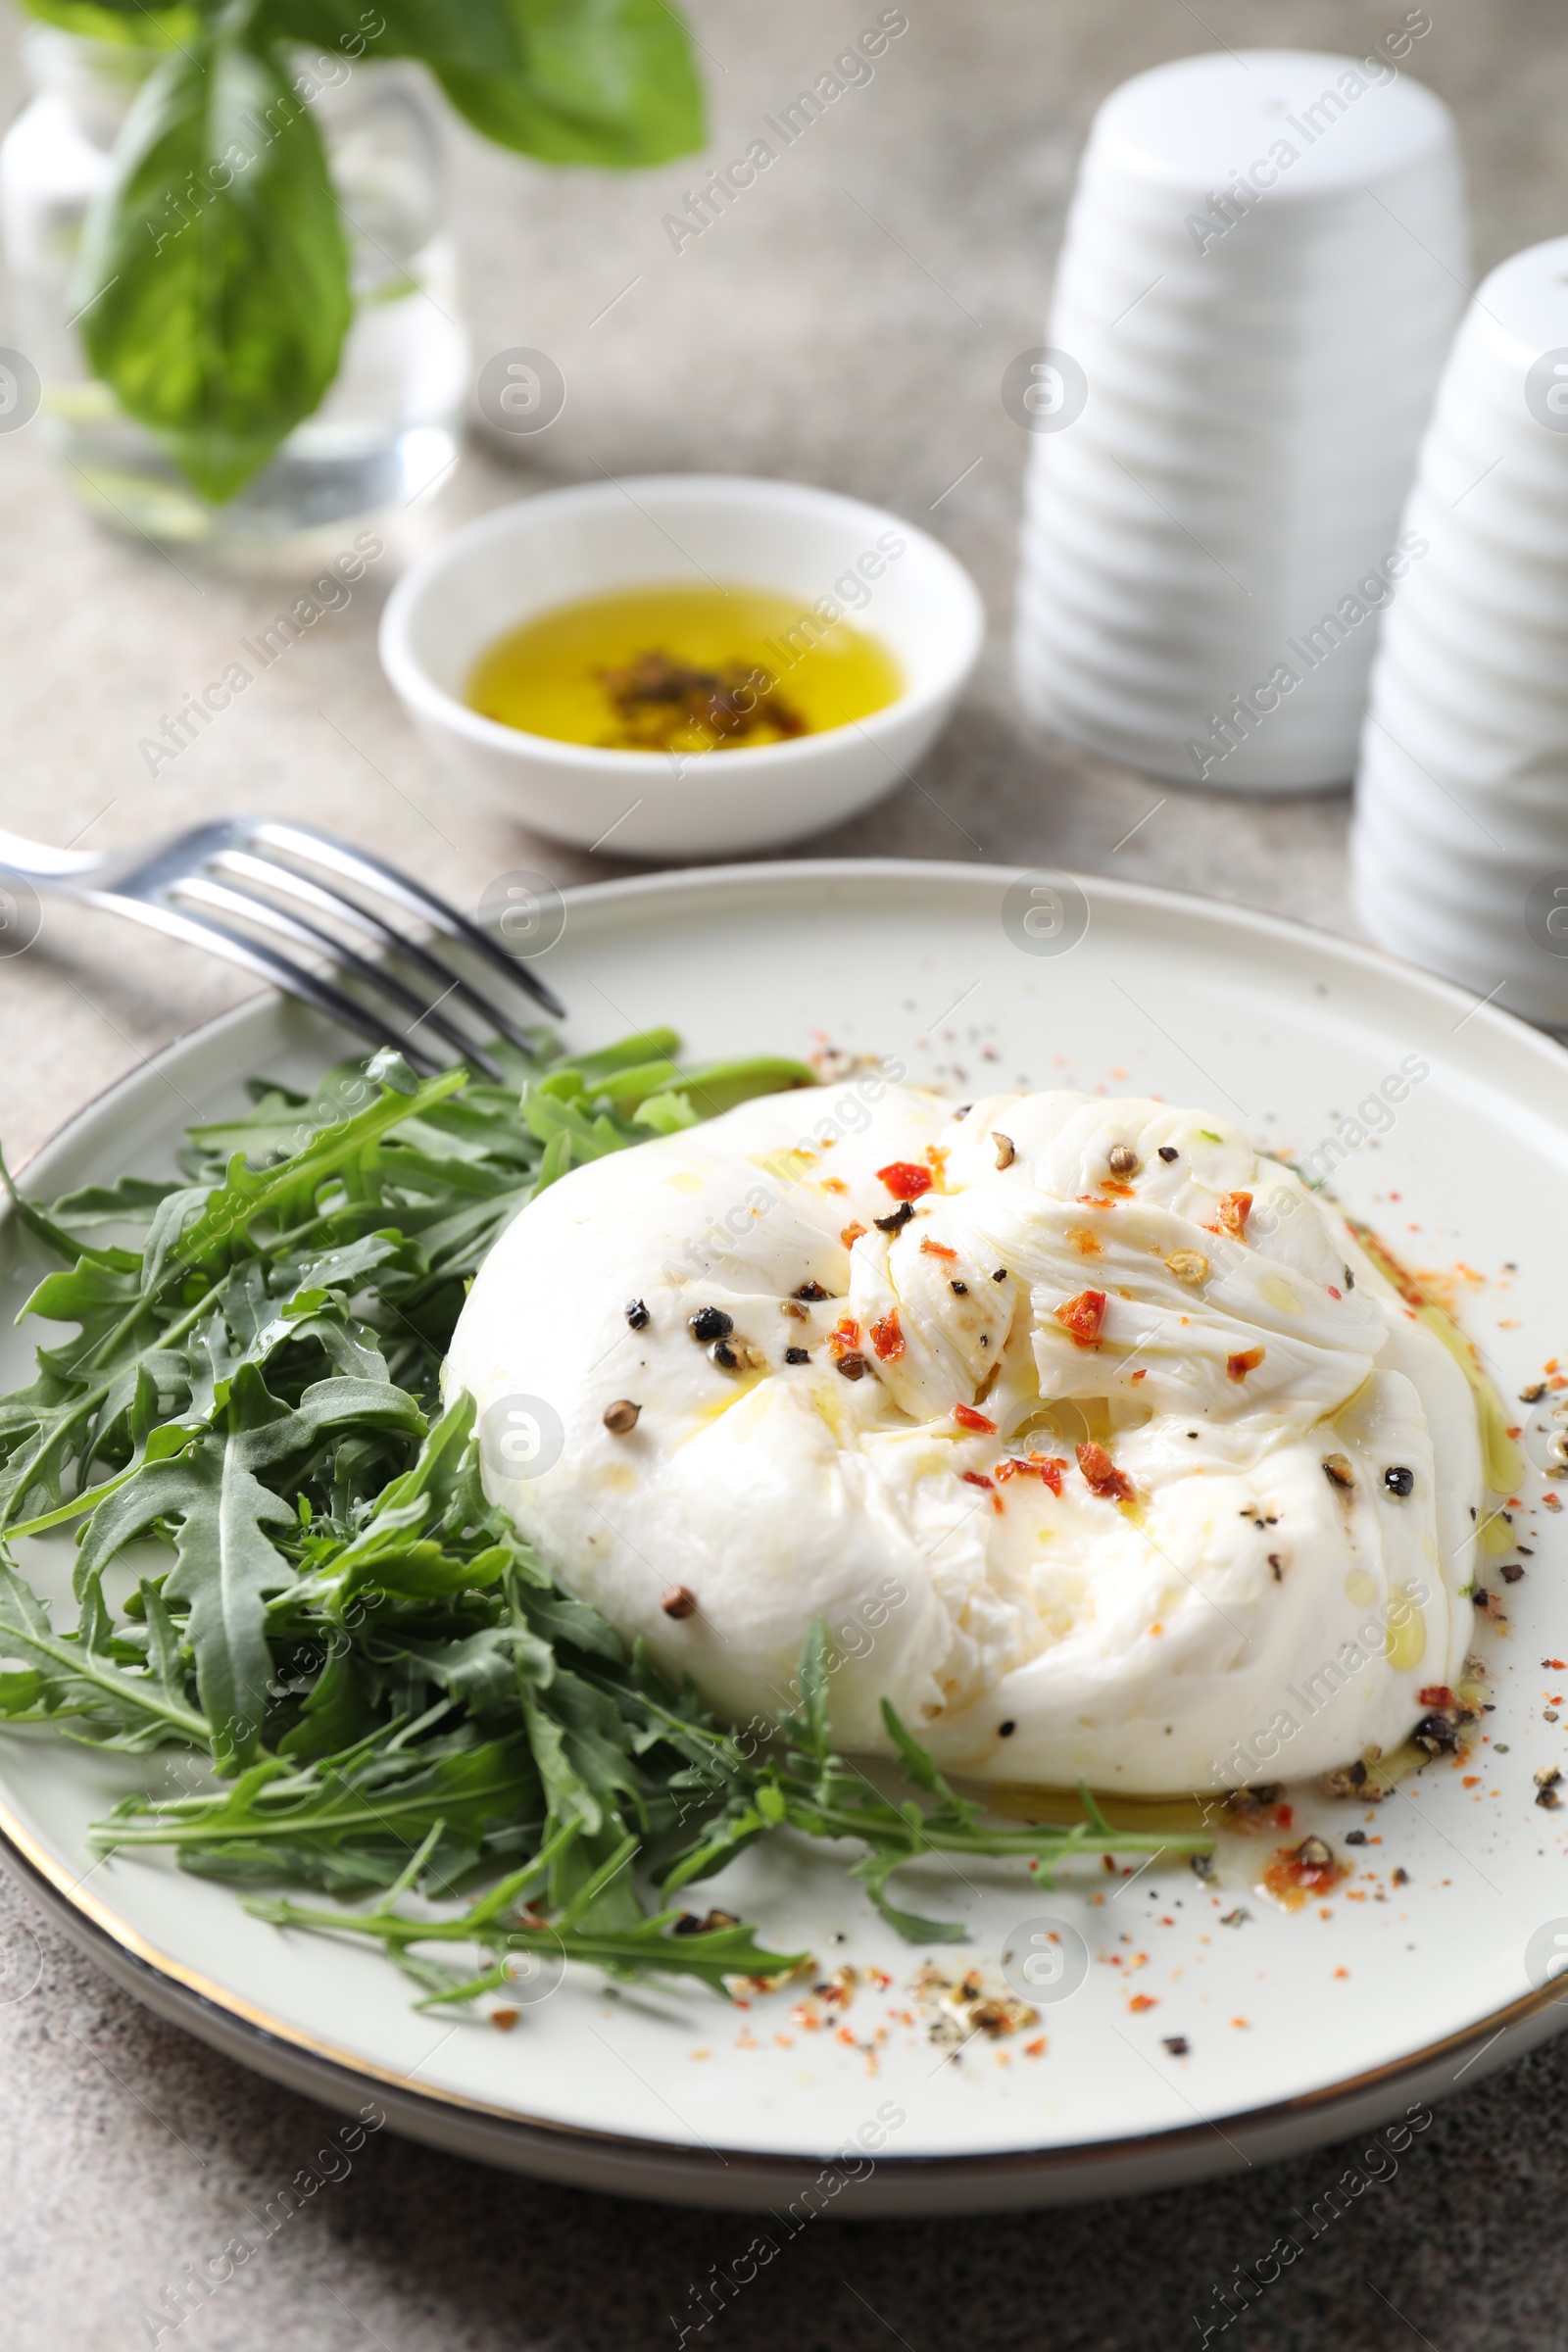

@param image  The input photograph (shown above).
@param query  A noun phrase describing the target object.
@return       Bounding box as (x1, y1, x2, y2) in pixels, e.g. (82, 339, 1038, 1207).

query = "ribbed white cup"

(1352, 235, 1568, 1027)
(1014, 47, 1468, 793)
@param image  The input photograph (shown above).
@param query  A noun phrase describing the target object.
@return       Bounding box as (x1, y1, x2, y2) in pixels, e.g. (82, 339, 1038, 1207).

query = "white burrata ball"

(444, 1083, 1481, 1795)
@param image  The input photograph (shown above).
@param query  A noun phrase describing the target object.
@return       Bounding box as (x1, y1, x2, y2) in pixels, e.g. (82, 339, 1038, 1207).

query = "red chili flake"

(954, 1403, 997, 1434)
(1130, 1367, 1147, 1383)
(1054, 1288, 1107, 1348)
(1545, 1660, 1567, 1672)
(961, 1470, 995, 1491)
(490, 2007, 519, 2032)
(840, 1221, 867, 1247)
(1418, 1685, 1455, 1707)
(828, 1317, 861, 1360)
(1128, 1993, 1158, 2013)
(1077, 1441, 1133, 1501)
(1068, 1226, 1103, 1257)
(876, 1161, 932, 1201)
(870, 1310, 905, 1361)
(1226, 1346, 1265, 1381)
(1261, 1838, 1345, 1909)
(1327, 1285, 1342, 1299)
(996, 1454, 1067, 1494)
(1213, 1191, 1253, 1240)
(920, 1239, 957, 1259)
(1273, 1804, 1294, 1830)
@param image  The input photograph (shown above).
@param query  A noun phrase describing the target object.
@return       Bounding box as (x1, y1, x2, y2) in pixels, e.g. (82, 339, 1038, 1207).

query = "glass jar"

(0, 29, 468, 564)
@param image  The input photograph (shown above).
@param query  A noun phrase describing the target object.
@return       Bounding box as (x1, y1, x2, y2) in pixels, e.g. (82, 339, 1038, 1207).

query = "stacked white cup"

(1352, 237, 1568, 1029)
(1013, 42, 1468, 794)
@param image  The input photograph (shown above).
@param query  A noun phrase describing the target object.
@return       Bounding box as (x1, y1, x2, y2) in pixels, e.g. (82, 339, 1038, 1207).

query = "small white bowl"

(378, 474, 985, 858)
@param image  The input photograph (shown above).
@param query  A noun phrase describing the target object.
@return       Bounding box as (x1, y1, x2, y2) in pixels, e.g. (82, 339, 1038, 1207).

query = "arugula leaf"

(45, 1174, 186, 1231)
(76, 1366, 423, 1769)
(174, 1065, 466, 1268)
(72, 25, 353, 500)
(0, 1562, 207, 1750)
(247, 1826, 804, 2003)
(97, 1721, 541, 1889)
(276, 1635, 378, 1761)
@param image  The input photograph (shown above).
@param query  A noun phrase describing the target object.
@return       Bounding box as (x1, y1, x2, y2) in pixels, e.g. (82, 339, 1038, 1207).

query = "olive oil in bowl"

(466, 583, 903, 758)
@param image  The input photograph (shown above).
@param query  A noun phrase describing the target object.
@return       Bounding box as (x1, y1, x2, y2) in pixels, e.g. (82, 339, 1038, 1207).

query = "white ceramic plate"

(5, 859, 1568, 2216)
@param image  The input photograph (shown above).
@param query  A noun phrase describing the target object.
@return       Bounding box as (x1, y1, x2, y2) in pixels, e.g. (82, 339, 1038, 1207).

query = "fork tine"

(249, 818, 567, 1021)
(211, 845, 540, 1059)
(78, 888, 442, 1070)
(172, 875, 504, 1081)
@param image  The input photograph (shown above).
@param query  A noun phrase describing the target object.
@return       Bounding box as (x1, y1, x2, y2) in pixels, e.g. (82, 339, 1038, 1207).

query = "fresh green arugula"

(0, 1027, 1211, 2012)
(23, 0, 705, 498)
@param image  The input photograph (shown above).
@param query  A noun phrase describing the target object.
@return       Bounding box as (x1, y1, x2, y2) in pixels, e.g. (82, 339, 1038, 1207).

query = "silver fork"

(0, 816, 565, 1083)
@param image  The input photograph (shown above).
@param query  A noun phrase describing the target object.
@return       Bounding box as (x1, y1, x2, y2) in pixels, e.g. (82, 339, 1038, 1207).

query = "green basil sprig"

(19, 0, 704, 499)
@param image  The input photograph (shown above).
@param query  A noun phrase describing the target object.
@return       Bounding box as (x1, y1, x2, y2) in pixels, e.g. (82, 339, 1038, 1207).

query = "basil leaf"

(12, 0, 197, 44)
(438, 0, 704, 168)
(255, 0, 525, 75)
(73, 28, 352, 501)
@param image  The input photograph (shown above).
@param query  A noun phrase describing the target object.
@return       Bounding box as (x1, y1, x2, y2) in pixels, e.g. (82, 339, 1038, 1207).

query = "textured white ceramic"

(5, 861, 1568, 2215)
(1014, 47, 1468, 794)
(1352, 237, 1568, 1029)
(378, 477, 984, 858)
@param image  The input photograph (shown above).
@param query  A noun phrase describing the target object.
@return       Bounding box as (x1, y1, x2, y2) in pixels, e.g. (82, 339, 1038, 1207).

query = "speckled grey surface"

(0, 0, 1565, 2342)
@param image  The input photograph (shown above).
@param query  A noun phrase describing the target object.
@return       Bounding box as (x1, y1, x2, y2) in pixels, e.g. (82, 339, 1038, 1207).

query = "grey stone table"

(0, 0, 1562, 2343)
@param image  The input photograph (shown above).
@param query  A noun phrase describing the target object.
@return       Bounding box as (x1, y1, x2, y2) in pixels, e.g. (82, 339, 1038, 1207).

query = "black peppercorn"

(784, 1347, 809, 1365)
(689, 1305, 733, 1342)
(624, 1298, 650, 1330)
(1384, 1465, 1415, 1497)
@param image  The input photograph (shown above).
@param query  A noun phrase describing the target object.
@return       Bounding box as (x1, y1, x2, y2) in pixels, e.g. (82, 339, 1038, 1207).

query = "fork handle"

(0, 828, 102, 880)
